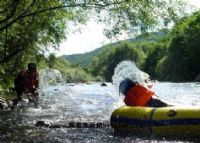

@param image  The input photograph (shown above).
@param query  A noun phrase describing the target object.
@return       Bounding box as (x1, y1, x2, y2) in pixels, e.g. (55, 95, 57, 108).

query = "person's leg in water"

(27, 92, 39, 108)
(33, 92, 39, 108)
(11, 90, 23, 109)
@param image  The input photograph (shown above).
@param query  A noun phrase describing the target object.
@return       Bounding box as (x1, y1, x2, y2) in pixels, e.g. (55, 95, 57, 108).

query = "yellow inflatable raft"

(110, 106, 200, 138)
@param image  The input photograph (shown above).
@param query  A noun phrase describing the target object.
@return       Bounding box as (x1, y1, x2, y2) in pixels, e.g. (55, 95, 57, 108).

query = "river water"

(1, 82, 200, 143)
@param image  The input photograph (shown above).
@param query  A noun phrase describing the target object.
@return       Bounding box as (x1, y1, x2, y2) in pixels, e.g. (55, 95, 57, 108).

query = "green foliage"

(63, 30, 169, 81)
(64, 31, 169, 67)
(157, 11, 200, 81)
(63, 10, 200, 82)
(48, 54, 56, 68)
(143, 42, 168, 79)
(0, 0, 89, 90)
(156, 56, 171, 80)
(98, 0, 187, 38)
(90, 42, 155, 81)
(0, 0, 191, 91)
(52, 57, 95, 83)
(62, 49, 100, 67)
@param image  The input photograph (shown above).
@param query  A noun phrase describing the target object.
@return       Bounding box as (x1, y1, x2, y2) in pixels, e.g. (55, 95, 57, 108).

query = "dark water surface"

(1, 82, 200, 143)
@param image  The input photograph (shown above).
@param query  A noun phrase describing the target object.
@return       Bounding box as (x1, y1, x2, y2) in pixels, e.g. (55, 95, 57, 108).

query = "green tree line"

(0, 0, 189, 93)
(47, 54, 96, 83)
(89, 11, 200, 82)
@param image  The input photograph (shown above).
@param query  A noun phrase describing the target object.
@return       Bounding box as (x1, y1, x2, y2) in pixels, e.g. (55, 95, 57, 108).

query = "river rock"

(0, 97, 8, 110)
(195, 74, 200, 82)
(101, 82, 107, 86)
(36, 121, 50, 127)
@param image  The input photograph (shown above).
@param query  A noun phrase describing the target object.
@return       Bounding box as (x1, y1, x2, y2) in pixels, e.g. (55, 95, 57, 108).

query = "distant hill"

(62, 30, 168, 67)
(62, 48, 102, 67)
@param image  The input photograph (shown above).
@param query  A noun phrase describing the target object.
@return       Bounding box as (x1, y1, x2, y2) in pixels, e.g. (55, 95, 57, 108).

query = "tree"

(0, 0, 188, 63)
(0, 0, 189, 87)
(143, 42, 168, 79)
(157, 11, 200, 81)
(48, 54, 56, 68)
(91, 42, 150, 81)
(97, 0, 187, 38)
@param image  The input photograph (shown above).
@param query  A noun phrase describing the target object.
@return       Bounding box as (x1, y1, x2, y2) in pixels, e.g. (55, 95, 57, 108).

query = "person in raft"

(119, 73, 169, 107)
(11, 62, 39, 109)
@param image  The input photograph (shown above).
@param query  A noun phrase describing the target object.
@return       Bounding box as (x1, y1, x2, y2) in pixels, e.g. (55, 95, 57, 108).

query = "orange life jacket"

(15, 70, 39, 94)
(124, 85, 154, 106)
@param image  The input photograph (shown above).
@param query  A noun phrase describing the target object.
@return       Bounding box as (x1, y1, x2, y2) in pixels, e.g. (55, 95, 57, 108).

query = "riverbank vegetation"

(65, 11, 200, 82)
(0, 0, 197, 98)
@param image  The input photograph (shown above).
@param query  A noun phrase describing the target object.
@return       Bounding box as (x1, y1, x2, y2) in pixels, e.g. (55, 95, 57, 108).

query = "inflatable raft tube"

(110, 106, 200, 139)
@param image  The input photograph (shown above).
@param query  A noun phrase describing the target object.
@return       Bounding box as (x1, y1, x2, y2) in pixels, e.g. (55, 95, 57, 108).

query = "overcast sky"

(54, 0, 200, 56)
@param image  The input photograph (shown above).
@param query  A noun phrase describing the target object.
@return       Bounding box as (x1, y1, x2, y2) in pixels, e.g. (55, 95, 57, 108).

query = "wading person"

(11, 63, 39, 109)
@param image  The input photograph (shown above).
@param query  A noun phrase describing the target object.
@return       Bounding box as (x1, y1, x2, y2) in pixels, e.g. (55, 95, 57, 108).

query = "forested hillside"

(0, 0, 193, 95)
(89, 11, 200, 82)
(63, 10, 200, 83)
(62, 48, 101, 67)
(63, 31, 168, 67)
(157, 11, 200, 81)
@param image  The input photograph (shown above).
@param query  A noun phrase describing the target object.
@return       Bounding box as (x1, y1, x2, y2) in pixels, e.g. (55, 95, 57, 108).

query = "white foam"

(112, 60, 149, 92)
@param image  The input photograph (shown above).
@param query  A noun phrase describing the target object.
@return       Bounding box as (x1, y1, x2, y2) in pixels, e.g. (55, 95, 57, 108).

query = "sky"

(54, 0, 200, 56)
(55, 20, 110, 56)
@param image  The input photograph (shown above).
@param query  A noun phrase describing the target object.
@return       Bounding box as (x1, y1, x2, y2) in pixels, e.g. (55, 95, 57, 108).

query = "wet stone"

(101, 82, 107, 86)
(0, 97, 8, 110)
(68, 122, 76, 128)
(36, 121, 49, 127)
(76, 122, 82, 128)
(82, 122, 88, 128)
(96, 123, 103, 128)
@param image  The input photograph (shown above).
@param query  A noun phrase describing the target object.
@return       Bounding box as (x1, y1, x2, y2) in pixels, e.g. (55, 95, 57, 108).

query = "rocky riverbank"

(0, 96, 9, 110)
(0, 89, 15, 111)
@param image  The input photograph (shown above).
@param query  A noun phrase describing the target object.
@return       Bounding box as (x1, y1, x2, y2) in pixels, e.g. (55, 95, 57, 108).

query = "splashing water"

(2, 82, 199, 143)
(38, 68, 65, 96)
(39, 68, 64, 88)
(112, 61, 149, 91)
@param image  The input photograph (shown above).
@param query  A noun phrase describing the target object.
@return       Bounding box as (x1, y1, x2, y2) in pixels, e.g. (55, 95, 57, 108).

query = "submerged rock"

(195, 74, 200, 82)
(36, 121, 50, 127)
(101, 82, 107, 86)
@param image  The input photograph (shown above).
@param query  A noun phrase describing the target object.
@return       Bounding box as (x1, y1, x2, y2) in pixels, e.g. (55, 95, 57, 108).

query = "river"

(1, 82, 200, 143)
